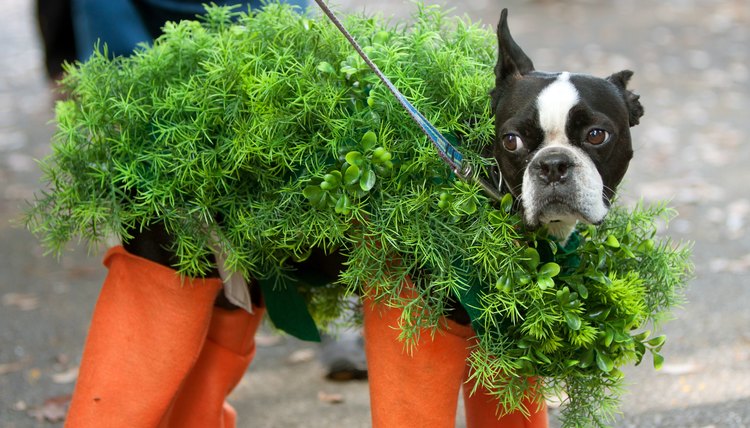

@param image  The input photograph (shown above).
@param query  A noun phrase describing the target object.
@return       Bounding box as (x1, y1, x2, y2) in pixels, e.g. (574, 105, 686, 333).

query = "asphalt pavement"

(1, 0, 748, 427)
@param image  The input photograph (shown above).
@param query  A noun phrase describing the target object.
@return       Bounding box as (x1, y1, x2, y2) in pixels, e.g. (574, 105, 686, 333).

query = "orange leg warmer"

(462, 372, 548, 428)
(65, 246, 260, 428)
(159, 306, 265, 428)
(363, 291, 475, 428)
(362, 277, 548, 428)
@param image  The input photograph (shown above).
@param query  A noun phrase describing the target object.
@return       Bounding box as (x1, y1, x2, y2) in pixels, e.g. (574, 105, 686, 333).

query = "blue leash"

(313, 0, 503, 202)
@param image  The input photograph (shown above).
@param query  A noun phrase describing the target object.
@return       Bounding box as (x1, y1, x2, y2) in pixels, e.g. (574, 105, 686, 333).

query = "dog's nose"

(537, 151, 573, 184)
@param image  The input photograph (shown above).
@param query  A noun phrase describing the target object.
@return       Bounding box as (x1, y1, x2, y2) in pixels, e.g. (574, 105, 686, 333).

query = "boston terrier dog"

(110, 8, 645, 427)
(490, 9, 644, 242)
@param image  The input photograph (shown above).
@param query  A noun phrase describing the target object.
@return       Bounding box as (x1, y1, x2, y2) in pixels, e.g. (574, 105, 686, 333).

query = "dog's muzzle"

(521, 146, 608, 229)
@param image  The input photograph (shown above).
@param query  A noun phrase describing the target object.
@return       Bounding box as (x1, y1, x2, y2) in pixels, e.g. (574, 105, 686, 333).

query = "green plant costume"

(26, 3, 692, 426)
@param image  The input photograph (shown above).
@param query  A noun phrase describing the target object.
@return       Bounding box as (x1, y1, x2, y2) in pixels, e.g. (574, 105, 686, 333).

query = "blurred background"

(0, 0, 748, 426)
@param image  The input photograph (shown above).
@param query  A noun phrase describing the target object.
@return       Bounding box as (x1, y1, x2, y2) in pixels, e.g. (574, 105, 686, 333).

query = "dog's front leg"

(363, 288, 474, 428)
(363, 277, 548, 428)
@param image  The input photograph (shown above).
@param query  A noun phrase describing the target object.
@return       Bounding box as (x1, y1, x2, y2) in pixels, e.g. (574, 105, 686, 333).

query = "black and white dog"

(117, 8, 645, 425)
(491, 9, 643, 242)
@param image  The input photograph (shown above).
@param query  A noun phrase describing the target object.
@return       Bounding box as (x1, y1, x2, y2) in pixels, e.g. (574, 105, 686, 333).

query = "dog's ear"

(607, 70, 644, 127)
(495, 9, 535, 83)
(491, 9, 535, 112)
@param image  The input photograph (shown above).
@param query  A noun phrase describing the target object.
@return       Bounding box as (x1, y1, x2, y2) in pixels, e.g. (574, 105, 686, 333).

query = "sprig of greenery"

(25, 3, 691, 426)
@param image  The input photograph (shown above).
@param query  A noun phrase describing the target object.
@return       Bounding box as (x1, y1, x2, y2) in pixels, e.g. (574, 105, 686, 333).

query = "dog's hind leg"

(65, 246, 224, 427)
(362, 281, 475, 428)
(158, 305, 265, 428)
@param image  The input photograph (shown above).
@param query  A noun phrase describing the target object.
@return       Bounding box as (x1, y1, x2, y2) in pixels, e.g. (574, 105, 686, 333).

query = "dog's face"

(490, 10, 644, 240)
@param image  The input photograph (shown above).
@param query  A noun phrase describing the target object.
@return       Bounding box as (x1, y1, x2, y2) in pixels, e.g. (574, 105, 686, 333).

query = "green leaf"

(324, 171, 342, 186)
(637, 239, 655, 252)
(372, 147, 392, 163)
(653, 351, 665, 370)
(523, 247, 540, 270)
(647, 335, 667, 349)
(301, 18, 312, 31)
(335, 193, 351, 215)
(360, 168, 376, 191)
(567, 292, 578, 305)
(605, 235, 620, 248)
(604, 330, 614, 347)
(609, 368, 625, 380)
(565, 312, 582, 330)
(537, 275, 554, 290)
(495, 275, 513, 293)
(614, 331, 631, 344)
(595, 350, 614, 373)
(501, 193, 513, 213)
(344, 164, 361, 185)
(538, 262, 561, 277)
(634, 342, 647, 365)
(621, 245, 635, 258)
(345, 151, 364, 166)
(360, 131, 377, 151)
(317, 61, 336, 74)
(515, 271, 531, 286)
(586, 271, 610, 285)
(579, 349, 594, 368)
(573, 283, 589, 299)
(340, 64, 358, 77)
(457, 199, 477, 215)
(587, 306, 611, 321)
(373, 30, 390, 44)
(534, 349, 552, 365)
(303, 185, 323, 204)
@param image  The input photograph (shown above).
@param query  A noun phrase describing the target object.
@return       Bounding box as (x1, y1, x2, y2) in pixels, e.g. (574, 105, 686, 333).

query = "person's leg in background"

(36, 0, 76, 82)
(70, 0, 151, 59)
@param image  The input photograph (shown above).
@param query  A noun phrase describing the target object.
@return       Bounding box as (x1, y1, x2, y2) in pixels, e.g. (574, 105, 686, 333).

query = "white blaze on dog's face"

(490, 10, 644, 240)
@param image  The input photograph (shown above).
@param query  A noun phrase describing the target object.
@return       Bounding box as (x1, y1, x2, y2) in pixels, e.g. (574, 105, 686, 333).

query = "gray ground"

(1, 0, 748, 427)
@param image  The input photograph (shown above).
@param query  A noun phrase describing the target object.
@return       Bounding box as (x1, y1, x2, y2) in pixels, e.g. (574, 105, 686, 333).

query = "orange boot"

(362, 281, 476, 428)
(159, 305, 265, 428)
(462, 373, 548, 428)
(65, 246, 223, 427)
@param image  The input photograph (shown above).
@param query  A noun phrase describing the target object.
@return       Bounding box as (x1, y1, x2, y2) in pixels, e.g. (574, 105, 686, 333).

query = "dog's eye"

(586, 129, 609, 145)
(502, 133, 523, 152)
